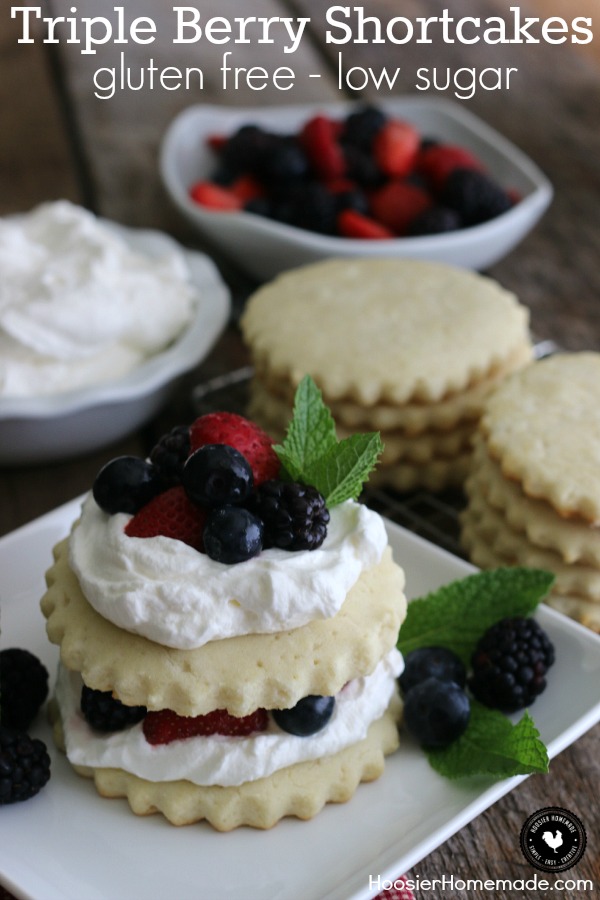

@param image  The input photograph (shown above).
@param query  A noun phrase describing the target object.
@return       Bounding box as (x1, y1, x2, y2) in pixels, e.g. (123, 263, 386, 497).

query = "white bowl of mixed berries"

(160, 97, 552, 281)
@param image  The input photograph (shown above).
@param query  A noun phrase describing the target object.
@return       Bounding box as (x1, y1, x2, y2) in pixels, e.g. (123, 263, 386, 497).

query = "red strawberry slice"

(143, 707, 269, 744)
(417, 144, 485, 192)
(189, 412, 280, 487)
(369, 181, 433, 235)
(300, 115, 346, 180)
(189, 180, 243, 211)
(125, 486, 207, 551)
(230, 175, 264, 204)
(337, 209, 394, 240)
(373, 119, 420, 178)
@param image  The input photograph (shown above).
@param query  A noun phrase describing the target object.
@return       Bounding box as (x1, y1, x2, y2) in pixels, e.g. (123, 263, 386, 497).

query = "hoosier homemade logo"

(520, 807, 587, 873)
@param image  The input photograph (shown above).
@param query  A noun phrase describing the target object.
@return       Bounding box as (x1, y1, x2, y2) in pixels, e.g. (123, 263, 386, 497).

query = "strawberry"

(417, 144, 485, 192)
(189, 180, 243, 211)
(189, 412, 280, 487)
(206, 133, 227, 153)
(337, 209, 394, 240)
(125, 486, 206, 551)
(300, 115, 346, 180)
(369, 181, 433, 235)
(229, 175, 263, 204)
(372, 119, 420, 179)
(143, 707, 269, 745)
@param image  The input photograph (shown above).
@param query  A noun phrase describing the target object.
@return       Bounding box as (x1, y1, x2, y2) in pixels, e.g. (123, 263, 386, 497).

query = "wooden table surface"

(1, 1, 599, 897)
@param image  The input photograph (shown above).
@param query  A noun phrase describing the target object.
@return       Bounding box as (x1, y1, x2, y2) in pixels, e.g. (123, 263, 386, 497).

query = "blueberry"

(182, 444, 253, 508)
(403, 677, 470, 749)
(343, 105, 387, 150)
(399, 646, 466, 696)
(93, 456, 164, 515)
(272, 695, 335, 736)
(203, 506, 263, 564)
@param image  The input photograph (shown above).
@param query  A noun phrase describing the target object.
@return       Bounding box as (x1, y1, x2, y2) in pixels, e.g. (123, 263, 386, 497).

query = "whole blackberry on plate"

(251, 480, 330, 551)
(0, 725, 51, 804)
(469, 617, 555, 713)
(150, 425, 190, 485)
(0, 648, 49, 731)
(81, 686, 147, 732)
(442, 168, 512, 225)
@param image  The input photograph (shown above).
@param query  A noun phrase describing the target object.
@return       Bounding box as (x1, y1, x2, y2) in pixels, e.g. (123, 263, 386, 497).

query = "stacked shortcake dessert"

(241, 259, 533, 492)
(41, 378, 407, 829)
(461, 352, 600, 632)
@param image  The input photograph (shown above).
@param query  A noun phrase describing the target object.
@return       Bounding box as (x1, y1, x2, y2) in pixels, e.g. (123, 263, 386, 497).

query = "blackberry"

(251, 480, 330, 551)
(0, 648, 49, 731)
(272, 182, 337, 235)
(259, 137, 309, 182)
(441, 168, 512, 225)
(150, 425, 190, 485)
(343, 144, 385, 188)
(81, 686, 147, 732)
(220, 124, 276, 175)
(335, 187, 370, 217)
(343, 105, 387, 150)
(408, 206, 462, 236)
(0, 725, 51, 804)
(469, 617, 555, 713)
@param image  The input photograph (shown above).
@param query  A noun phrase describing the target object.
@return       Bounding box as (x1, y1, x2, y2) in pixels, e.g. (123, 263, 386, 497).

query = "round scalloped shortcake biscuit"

(467, 437, 600, 566)
(249, 380, 475, 464)
(458, 523, 600, 633)
(369, 452, 472, 493)
(479, 352, 600, 524)
(42, 539, 406, 717)
(49, 693, 401, 830)
(240, 258, 531, 406)
(460, 495, 600, 601)
(252, 342, 533, 435)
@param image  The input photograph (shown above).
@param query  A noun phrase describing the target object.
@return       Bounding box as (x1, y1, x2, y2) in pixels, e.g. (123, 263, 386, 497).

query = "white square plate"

(1, 500, 599, 900)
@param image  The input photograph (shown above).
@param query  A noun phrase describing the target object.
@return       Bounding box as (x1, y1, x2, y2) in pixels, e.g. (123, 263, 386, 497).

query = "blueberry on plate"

(273, 695, 335, 736)
(182, 444, 253, 508)
(93, 456, 164, 515)
(403, 677, 470, 750)
(203, 506, 264, 564)
(399, 646, 466, 695)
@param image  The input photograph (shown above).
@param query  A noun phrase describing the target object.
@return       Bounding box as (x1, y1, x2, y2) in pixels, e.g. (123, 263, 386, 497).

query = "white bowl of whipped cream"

(0, 201, 230, 465)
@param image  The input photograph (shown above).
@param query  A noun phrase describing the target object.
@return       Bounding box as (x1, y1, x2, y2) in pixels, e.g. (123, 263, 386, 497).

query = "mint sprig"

(398, 567, 555, 665)
(427, 706, 549, 779)
(398, 567, 555, 779)
(274, 375, 383, 505)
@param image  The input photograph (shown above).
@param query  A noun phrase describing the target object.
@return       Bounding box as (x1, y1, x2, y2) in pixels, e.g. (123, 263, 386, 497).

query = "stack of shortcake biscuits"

(461, 352, 600, 632)
(241, 259, 533, 492)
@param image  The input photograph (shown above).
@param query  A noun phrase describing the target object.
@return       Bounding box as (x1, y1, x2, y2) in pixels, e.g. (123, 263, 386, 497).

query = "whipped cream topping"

(69, 494, 388, 649)
(55, 649, 402, 787)
(0, 201, 195, 397)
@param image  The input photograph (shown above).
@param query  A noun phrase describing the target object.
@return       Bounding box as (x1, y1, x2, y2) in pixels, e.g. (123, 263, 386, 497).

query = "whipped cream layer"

(56, 649, 402, 787)
(0, 201, 195, 397)
(69, 495, 388, 649)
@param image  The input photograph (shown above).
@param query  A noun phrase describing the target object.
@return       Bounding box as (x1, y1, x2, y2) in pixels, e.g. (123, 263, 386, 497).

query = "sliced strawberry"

(125, 486, 206, 551)
(189, 181, 243, 211)
(372, 119, 420, 179)
(206, 133, 227, 153)
(417, 144, 485, 192)
(229, 175, 264, 204)
(369, 181, 433, 235)
(300, 115, 346, 180)
(143, 707, 269, 745)
(189, 412, 280, 487)
(337, 209, 394, 240)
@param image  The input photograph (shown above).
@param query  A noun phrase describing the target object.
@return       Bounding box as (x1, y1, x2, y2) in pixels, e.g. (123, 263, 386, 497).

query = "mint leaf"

(427, 705, 549, 779)
(274, 375, 337, 481)
(305, 432, 384, 505)
(397, 568, 555, 664)
(273, 375, 383, 504)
